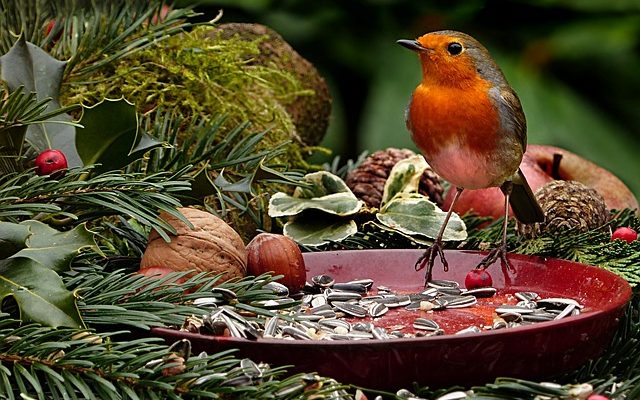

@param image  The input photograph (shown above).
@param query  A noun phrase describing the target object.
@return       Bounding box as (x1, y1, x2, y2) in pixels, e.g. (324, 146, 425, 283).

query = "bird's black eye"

(447, 42, 463, 56)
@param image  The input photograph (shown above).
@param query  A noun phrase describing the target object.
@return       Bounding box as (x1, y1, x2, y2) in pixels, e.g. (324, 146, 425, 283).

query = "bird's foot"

(415, 242, 448, 286)
(477, 242, 513, 272)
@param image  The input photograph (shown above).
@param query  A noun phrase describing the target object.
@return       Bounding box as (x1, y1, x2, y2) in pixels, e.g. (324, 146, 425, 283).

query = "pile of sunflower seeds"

(183, 275, 583, 341)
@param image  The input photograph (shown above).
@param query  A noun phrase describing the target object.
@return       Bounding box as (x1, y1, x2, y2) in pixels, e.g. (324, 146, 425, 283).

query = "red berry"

(465, 268, 493, 289)
(587, 395, 610, 400)
(611, 227, 637, 243)
(44, 20, 56, 36)
(35, 149, 68, 177)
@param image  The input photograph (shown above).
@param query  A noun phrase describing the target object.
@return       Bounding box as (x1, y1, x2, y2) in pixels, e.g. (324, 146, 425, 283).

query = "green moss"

(62, 26, 312, 168)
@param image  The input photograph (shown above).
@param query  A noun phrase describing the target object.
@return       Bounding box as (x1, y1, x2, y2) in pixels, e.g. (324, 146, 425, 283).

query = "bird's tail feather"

(503, 169, 545, 224)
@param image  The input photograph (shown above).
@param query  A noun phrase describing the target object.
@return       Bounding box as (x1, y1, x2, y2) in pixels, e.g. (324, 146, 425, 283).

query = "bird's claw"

(477, 243, 513, 273)
(415, 243, 448, 286)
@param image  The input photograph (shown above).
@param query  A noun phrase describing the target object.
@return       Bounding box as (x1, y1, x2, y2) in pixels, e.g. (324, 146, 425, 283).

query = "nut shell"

(140, 207, 247, 282)
(246, 233, 306, 293)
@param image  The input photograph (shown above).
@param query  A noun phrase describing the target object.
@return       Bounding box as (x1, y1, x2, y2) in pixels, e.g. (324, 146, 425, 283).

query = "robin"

(397, 30, 544, 284)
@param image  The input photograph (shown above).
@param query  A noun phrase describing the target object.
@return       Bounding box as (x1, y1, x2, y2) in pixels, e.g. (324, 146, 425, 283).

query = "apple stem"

(551, 153, 563, 180)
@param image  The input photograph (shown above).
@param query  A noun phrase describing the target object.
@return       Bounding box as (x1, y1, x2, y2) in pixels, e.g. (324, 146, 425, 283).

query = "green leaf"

(0, 35, 79, 162)
(10, 221, 97, 273)
(364, 220, 434, 246)
(0, 257, 84, 328)
(268, 171, 363, 217)
(0, 222, 29, 258)
(283, 218, 357, 246)
(76, 98, 162, 172)
(187, 163, 218, 201)
(381, 154, 429, 206)
(293, 171, 352, 198)
(213, 170, 252, 193)
(253, 158, 305, 186)
(377, 193, 467, 241)
(269, 192, 363, 217)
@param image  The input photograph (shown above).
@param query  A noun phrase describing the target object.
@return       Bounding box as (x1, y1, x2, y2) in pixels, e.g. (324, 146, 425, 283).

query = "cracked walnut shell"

(140, 207, 247, 282)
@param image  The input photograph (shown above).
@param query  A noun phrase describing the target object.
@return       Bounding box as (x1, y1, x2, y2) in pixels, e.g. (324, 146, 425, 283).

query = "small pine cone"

(345, 148, 444, 208)
(519, 180, 609, 238)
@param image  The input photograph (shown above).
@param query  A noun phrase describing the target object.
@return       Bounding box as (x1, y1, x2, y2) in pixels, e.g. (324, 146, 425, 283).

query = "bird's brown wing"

(488, 86, 527, 151)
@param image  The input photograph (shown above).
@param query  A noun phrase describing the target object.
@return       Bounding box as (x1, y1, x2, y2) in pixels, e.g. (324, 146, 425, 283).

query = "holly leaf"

(0, 222, 30, 258)
(377, 193, 467, 241)
(10, 220, 97, 273)
(283, 217, 358, 246)
(0, 34, 81, 165)
(0, 257, 84, 328)
(268, 171, 363, 217)
(76, 98, 163, 172)
(381, 154, 429, 206)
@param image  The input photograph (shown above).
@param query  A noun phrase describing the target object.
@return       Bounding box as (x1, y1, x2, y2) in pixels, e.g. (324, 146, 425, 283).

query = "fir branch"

(0, 0, 216, 80)
(65, 261, 298, 331)
(0, 166, 190, 240)
(130, 108, 304, 227)
(513, 210, 640, 284)
(0, 320, 349, 399)
(0, 86, 80, 173)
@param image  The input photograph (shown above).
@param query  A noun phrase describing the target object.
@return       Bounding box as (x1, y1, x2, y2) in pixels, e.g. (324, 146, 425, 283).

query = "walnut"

(140, 207, 247, 282)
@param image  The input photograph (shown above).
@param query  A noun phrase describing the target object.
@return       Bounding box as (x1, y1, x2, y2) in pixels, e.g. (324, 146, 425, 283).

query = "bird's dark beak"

(396, 39, 431, 53)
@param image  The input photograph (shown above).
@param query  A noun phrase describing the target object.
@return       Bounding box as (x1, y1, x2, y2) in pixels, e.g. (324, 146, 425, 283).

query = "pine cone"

(518, 180, 609, 238)
(345, 148, 444, 208)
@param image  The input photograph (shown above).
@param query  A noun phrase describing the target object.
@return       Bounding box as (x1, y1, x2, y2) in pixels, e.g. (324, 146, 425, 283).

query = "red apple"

(35, 149, 68, 177)
(443, 144, 638, 220)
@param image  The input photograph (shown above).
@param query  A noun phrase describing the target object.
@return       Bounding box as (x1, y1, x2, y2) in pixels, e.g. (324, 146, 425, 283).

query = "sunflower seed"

(211, 287, 237, 301)
(352, 322, 374, 332)
(492, 317, 507, 330)
(463, 287, 497, 298)
(496, 305, 536, 314)
(326, 289, 362, 302)
(311, 274, 335, 288)
(282, 325, 311, 340)
(413, 318, 439, 331)
(368, 302, 389, 317)
(435, 391, 469, 400)
(442, 295, 477, 309)
(438, 287, 463, 296)
(319, 318, 351, 331)
(455, 326, 481, 335)
(332, 301, 368, 318)
(428, 280, 459, 290)
(193, 297, 221, 307)
(263, 316, 279, 337)
(537, 297, 582, 310)
(515, 291, 540, 302)
(240, 358, 262, 380)
(347, 279, 374, 290)
(333, 283, 368, 293)
(263, 282, 289, 297)
(554, 303, 577, 320)
(374, 295, 411, 308)
(372, 327, 390, 340)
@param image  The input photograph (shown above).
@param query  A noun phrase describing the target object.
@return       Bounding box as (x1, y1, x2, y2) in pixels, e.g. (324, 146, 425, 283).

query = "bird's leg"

(415, 187, 463, 285)
(477, 182, 513, 272)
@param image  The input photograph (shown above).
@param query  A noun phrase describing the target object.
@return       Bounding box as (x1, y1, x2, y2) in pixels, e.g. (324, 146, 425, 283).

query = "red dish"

(152, 250, 631, 389)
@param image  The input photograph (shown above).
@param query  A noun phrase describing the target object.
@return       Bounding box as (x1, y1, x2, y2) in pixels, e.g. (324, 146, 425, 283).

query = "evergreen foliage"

(1, 1, 640, 398)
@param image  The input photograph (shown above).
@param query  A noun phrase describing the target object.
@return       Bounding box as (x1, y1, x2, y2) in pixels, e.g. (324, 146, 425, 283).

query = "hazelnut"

(246, 233, 306, 293)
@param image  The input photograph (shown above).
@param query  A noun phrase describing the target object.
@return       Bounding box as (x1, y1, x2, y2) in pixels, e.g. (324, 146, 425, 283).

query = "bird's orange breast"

(407, 81, 515, 188)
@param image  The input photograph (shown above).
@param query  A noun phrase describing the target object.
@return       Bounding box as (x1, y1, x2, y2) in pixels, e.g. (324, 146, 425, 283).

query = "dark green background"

(180, 0, 640, 196)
